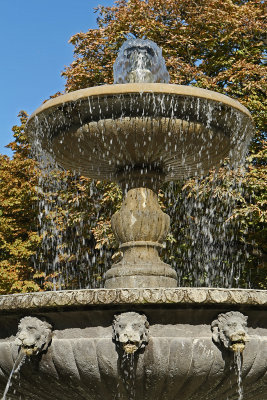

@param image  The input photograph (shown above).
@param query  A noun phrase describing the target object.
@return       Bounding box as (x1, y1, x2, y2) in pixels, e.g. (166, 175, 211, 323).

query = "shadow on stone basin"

(0, 288, 266, 400)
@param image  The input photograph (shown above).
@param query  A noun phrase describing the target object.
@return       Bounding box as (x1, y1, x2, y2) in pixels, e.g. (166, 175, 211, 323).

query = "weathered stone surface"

(0, 295, 266, 400)
(1, 289, 266, 399)
(112, 312, 149, 354)
(15, 316, 52, 356)
(211, 311, 249, 352)
(0, 288, 266, 312)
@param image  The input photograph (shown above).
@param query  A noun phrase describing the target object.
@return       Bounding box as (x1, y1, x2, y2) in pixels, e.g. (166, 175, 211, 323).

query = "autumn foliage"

(0, 0, 266, 293)
(0, 112, 41, 293)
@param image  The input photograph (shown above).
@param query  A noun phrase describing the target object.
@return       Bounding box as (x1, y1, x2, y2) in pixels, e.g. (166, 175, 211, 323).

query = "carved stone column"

(105, 187, 177, 288)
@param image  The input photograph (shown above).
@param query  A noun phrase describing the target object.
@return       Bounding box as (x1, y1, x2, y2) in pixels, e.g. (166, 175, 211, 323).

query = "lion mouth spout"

(21, 345, 39, 357)
(123, 342, 139, 354)
(229, 335, 248, 353)
(15, 316, 53, 358)
(112, 312, 150, 355)
(211, 311, 249, 353)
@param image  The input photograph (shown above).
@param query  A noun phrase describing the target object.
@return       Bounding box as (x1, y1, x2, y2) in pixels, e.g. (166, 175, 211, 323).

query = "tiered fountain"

(0, 39, 266, 400)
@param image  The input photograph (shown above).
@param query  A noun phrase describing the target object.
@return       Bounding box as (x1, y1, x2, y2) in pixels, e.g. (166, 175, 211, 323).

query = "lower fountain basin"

(0, 288, 266, 400)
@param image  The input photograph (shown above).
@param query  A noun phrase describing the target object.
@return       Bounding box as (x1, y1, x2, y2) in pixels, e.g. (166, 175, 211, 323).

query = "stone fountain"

(0, 39, 266, 400)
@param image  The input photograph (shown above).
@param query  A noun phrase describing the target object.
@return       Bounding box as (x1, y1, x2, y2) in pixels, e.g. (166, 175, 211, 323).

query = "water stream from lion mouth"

(118, 352, 136, 400)
(1, 351, 26, 400)
(234, 350, 243, 400)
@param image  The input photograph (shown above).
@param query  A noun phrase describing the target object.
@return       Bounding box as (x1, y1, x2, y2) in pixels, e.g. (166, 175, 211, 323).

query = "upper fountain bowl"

(26, 83, 254, 186)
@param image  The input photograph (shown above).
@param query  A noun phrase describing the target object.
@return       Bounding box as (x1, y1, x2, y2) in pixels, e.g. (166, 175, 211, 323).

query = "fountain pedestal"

(105, 187, 177, 288)
(15, 39, 260, 400)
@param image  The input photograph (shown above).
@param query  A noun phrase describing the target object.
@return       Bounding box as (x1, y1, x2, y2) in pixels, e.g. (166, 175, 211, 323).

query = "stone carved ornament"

(211, 311, 249, 352)
(112, 312, 149, 354)
(1, 289, 266, 312)
(15, 316, 52, 356)
(113, 38, 170, 84)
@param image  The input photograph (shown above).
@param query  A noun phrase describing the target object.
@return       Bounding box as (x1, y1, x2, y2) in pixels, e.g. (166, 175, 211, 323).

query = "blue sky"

(0, 0, 115, 157)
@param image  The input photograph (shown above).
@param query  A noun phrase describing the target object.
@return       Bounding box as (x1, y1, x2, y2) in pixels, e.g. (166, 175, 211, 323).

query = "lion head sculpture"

(15, 316, 52, 356)
(211, 311, 249, 353)
(112, 312, 149, 354)
(113, 38, 169, 84)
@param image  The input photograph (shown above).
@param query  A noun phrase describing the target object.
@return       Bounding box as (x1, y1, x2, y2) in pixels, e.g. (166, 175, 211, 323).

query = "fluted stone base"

(105, 187, 178, 288)
(105, 261, 177, 288)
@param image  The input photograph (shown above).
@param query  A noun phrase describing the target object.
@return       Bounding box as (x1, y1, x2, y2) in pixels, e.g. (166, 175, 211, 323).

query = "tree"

(0, 112, 122, 293)
(0, 112, 41, 294)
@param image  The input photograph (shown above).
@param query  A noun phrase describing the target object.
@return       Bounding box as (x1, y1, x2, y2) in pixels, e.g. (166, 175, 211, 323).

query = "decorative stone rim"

(0, 288, 266, 312)
(27, 83, 253, 123)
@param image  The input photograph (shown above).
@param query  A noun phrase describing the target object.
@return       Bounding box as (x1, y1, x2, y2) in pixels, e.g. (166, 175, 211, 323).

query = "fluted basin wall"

(1, 337, 266, 400)
(0, 288, 266, 400)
